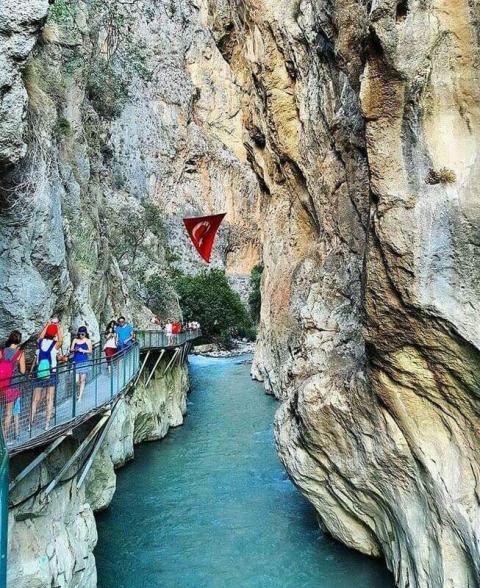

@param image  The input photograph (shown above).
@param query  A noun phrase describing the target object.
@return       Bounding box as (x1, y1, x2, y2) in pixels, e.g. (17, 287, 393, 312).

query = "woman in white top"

(165, 321, 173, 345)
(103, 320, 118, 373)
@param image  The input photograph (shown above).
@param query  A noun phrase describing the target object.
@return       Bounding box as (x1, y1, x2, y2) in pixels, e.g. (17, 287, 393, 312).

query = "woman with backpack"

(0, 330, 26, 443)
(70, 326, 92, 401)
(31, 321, 63, 431)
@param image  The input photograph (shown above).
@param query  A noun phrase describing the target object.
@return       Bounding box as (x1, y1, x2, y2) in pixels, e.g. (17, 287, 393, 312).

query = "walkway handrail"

(1, 329, 200, 453)
(1, 329, 201, 390)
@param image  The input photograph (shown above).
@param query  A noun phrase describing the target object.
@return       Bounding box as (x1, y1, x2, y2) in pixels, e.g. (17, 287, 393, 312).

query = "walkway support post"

(164, 348, 180, 374)
(144, 350, 165, 389)
(133, 350, 151, 387)
(43, 412, 110, 499)
(76, 402, 121, 489)
(9, 433, 71, 493)
(0, 429, 8, 588)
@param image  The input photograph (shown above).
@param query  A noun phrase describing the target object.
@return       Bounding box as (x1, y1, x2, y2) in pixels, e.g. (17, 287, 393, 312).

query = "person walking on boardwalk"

(70, 326, 93, 401)
(31, 320, 63, 431)
(0, 330, 26, 443)
(165, 320, 173, 345)
(116, 316, 135, 352)
(103, 320, 118, 373)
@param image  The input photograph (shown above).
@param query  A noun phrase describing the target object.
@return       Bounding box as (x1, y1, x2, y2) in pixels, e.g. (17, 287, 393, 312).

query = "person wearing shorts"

(0, 330, 26, 442)
(31, 321, 63, 431)
(70, 326, 93, 401)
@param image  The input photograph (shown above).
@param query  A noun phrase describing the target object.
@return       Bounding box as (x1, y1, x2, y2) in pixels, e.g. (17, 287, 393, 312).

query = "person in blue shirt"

(116, 316, 135, 352)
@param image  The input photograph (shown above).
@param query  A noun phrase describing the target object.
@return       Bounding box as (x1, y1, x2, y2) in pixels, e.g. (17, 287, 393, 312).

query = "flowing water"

(95, 355, 394, 588)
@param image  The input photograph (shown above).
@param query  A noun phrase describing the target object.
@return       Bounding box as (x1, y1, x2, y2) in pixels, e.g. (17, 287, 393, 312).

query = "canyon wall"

(236, 1, 480, 587)
(2, 0, 480, 586)
(0, 0, 260, 344)
(8, 360, 188, 588)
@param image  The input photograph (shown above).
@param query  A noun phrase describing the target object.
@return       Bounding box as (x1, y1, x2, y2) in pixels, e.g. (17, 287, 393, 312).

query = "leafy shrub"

(248, 263, 263, 323)
(426, 167, 456, 185)
(86, 60, 129, 119)
(55, 116, 72, 137)
(49, 0, 77, 24)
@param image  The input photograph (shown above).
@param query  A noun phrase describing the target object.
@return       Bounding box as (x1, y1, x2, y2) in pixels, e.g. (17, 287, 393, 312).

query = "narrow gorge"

(1, 0, 479, 586)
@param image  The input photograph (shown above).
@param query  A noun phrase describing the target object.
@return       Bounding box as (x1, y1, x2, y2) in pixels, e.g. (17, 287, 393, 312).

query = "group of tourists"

(0, 315, 136, 442)
(150, 318, 200, 332)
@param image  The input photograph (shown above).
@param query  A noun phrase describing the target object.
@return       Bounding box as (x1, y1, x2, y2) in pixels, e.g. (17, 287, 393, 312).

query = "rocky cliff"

(0, 0, 260, 343)
(2, 0, 480, 586)
(8, 361, 188, 587)
(243, 1, 480, 587)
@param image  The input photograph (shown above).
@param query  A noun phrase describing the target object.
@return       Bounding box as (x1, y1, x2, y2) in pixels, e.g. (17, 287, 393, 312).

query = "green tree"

(172, 269, 255, 346)
(111, 201, 165, 266)
(248, 264, 263, 323)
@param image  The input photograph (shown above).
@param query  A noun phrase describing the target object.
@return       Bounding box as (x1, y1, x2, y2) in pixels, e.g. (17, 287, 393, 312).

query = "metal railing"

(136, 329, 201, 350)
(0, 429, 7, 587)
(0, 329, 201, 452)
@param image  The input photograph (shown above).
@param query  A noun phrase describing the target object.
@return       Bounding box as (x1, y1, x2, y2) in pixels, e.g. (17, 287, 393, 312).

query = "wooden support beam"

(76, 402, 121, 489)
(133, 350, 151, 387)
(164, 348, 180, 374)
(144, 350, 165, 388)
(9, 433, 72, 493)
(42, 412, 110, 499)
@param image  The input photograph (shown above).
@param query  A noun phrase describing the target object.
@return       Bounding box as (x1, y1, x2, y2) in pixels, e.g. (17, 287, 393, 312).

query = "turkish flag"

(183, 213, 226, 263)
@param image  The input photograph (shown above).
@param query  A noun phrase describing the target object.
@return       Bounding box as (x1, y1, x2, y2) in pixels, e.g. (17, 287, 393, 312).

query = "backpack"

(0, 348, 20, 390)
(36, 340, 56, 380)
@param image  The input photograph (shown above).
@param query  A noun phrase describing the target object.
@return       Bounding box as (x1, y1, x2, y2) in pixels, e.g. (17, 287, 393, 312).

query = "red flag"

(183, 213, 226, 263)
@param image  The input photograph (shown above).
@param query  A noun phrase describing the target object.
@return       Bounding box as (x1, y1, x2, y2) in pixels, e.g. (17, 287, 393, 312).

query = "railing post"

(72, 363, 77, 418)
(116, 355, 120, 395)
(110, 358, 114, 399)
(95, 357, 98, 407)
(0, 427, 8, 588)
(54, 375, 58, 427)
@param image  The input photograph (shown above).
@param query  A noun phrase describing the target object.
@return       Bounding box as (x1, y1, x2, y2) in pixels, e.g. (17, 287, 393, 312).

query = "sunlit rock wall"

(226, 0, 480, 587)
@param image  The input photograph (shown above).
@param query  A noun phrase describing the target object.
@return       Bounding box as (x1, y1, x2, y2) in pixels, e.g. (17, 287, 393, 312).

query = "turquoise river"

(95, 354, 394, 587)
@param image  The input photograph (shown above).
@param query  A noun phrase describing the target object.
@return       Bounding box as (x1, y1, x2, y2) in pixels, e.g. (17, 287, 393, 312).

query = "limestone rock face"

(0, 0, 261, 343)
(0, 0, 49, 166)
(2, 0, 480, 586)
(8, 361, 189, 587)
(227, 0, 480, 587)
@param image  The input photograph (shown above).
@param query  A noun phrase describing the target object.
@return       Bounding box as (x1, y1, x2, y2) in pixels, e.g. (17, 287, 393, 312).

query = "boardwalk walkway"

(2, 329, 200, 454)
(0, 328, 200, 586)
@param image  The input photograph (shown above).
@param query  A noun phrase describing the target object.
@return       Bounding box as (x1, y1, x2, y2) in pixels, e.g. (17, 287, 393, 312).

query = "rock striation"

(7, 361, 188, 588)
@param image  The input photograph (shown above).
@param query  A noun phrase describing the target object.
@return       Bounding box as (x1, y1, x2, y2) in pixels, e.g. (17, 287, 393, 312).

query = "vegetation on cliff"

(248, 264, 263, 323)
(147, 268, 255, 346)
